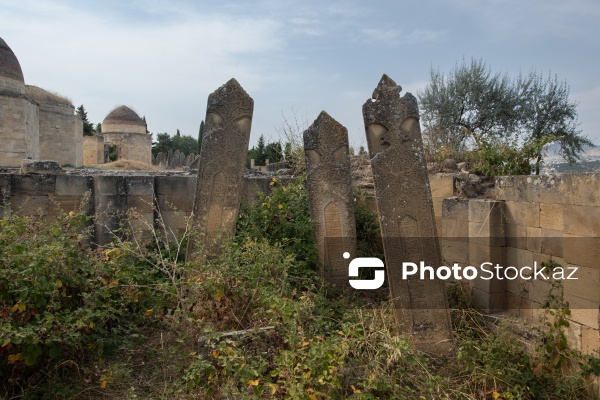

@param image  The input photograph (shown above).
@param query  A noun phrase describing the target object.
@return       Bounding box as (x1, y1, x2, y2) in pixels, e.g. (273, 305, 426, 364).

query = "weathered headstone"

(190, 155, 200, 170)
(186, 79, 253, 258)
(362, 74, 453, 355)
(156, 152, 165, 166)
(179, 152, 186, 168)
(304, 111, 357, 286)
(167, 150, 174, 169)
(172, 150, 181, 169)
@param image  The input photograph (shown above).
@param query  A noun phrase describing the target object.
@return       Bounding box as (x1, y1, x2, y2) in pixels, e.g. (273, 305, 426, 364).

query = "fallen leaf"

(8, 353, 21, 363)
(214, 290, 225, 301)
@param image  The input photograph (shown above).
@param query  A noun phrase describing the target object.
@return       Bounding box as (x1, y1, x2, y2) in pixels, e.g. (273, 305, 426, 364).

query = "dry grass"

(93, 159, 161, 171)
(24, 85, 72, 106)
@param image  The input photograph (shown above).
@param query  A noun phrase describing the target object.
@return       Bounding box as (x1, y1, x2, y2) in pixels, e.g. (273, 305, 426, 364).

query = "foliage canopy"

(419, 58, 593, 174)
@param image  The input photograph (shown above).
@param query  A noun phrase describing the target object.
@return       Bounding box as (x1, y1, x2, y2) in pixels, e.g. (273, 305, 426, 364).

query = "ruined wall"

(83, 135, 104, 165)
(439, 173, 600, 355)
(0, 94, 39, 166)
(37, 100, 83, 167)
(0, 173, 274, 246)
(1, 170, 597, 355)
(102, 132, 152, 164)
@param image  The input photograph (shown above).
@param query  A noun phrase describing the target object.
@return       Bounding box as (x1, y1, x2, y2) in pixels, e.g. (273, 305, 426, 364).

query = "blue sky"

(2, 0, 599, 149)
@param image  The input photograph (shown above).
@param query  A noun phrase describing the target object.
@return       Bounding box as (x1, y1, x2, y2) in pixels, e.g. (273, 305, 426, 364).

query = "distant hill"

(542, 143, 600, 173)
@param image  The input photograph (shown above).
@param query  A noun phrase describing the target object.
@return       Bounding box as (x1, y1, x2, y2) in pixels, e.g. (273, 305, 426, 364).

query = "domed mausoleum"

(0, 37, 83, 167)
(88, 105, 151, 164)
(0, 37, 39, 166)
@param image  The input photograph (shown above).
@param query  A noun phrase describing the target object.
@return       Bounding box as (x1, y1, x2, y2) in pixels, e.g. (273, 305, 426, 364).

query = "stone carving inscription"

(304, 111, 357, 286)
(362, 74, 453, 355)
(187, 79, 253, 258)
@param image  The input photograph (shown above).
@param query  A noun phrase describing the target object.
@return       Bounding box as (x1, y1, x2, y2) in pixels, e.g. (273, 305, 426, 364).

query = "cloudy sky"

(2, 0, 599, 148)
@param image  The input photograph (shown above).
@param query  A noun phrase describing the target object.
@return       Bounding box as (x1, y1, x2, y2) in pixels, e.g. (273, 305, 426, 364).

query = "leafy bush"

(466, 134, 558, 177)
(0, 212, 169, 395)
(236, 176, 317, 268)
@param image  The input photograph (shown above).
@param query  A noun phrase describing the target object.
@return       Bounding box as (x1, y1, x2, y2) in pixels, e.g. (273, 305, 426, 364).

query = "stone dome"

(0, 37, 24, 83)
(102, 105, 145, 127)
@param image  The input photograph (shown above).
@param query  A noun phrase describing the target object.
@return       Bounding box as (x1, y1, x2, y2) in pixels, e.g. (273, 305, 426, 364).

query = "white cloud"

(360, 28, 446, 45)
(0, 0, 284, 136)
(451, 0, 600, 39)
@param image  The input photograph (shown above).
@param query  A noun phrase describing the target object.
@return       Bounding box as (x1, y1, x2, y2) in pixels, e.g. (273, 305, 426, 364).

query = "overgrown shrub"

(0, 212, 170, 396)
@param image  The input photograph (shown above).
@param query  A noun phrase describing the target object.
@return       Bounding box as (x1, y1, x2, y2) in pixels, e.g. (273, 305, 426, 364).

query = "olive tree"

(419, 58, 593, 174)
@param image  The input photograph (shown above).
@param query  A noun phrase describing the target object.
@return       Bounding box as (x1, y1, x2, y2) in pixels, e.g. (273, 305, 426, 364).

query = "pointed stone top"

(372, 74, 402, 100)
(315, 110, 333, 122)
(208, 78, 254, 115)
(304, 110, 348, 153)
(211, 78, 251, 99)
(310, 110, 345, 131)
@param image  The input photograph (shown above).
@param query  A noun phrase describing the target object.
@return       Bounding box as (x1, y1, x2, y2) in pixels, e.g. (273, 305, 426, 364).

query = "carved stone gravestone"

(304, 111, 357, 286)
(156, 152, 164, 166)
(362, 74, 453, 355)
(186, 79, 253, 258)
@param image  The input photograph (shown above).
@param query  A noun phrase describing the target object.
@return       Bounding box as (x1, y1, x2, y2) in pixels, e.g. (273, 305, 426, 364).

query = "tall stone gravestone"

(362, 75, 453, 355)
(304, 111, 357, 286)
(186, 79, 253, 258)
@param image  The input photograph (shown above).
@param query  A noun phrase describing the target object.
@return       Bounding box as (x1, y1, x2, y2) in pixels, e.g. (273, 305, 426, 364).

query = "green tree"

(520, 72, 592, 174)
(152, 132, 173, 157)
(94, 122, 101, 133)
(419, 58, 593, 174)
(255, 134, 267, 165)
(198, 120, 205, 153)
(265, 141, 283, 164)
(76, 105, 94, 136)
(152, 131, 199, 157)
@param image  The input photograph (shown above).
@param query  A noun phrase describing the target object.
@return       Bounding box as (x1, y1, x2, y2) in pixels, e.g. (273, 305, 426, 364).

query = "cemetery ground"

(1, 178, 600, 399)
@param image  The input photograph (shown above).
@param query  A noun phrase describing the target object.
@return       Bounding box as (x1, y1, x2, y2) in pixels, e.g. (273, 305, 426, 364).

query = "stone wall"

(102, 122, 146, 135)
(83, 135, 104, 165)
(38, 101, 83, 167)
(438, 173, 600, 355)
(1, 170, 597, 354)
(103, 132, 152, 164)
(0, 173, 275, 247)
(0, 94, 39, 166)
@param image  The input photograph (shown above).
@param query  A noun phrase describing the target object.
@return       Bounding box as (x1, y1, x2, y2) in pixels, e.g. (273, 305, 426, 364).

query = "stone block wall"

(0, 95, 39, 166)
(38, 101, 83, 167)
(155, 176, 196, 241)
(0, 173, 273, 247)
(440, 173, 600, 355)
(103, 132, 152, 164)
(430, 174, 455, 236)
(83, 135, 104, 165)
(93, 175, 155, 245)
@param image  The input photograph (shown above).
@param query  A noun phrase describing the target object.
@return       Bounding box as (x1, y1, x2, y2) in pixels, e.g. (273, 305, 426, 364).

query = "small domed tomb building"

(100, 105, 151, 164)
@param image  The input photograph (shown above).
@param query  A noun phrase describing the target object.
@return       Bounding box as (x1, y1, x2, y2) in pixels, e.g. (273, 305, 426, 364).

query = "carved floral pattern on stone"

(187, 79, 253, 257)
(362, 74, 453, 355)
(304, 111, 357, 286)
